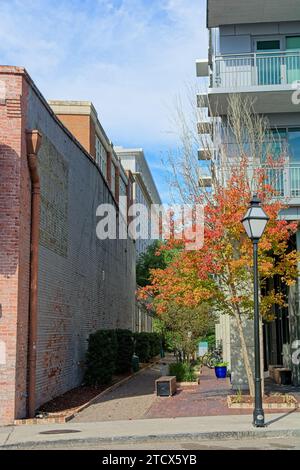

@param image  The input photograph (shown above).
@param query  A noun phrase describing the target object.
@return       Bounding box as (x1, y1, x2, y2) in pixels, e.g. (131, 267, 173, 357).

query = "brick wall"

(0, 69, 31, 423)
(55, 114, 92, 155)
(0, 67, 136, 423)
(27, 79, 136, 410)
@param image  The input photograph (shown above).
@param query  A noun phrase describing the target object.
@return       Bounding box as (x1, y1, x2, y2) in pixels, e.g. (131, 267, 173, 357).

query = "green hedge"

(148, 332, 161, 358)
(85, 330, 161, 385)
(84, 330, 117, 385)
(134, 332, 161, 363)
(133, 332, 150, 362)
(115, 329, 134, 373)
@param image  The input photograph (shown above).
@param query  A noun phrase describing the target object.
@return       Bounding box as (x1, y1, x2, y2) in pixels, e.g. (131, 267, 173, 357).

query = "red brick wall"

(0, 68, 31, 424)
(55, 114, 92, 155)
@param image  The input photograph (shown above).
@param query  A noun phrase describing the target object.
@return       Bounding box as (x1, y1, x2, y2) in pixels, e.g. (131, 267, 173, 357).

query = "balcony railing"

(213, 51, 300, 89)
(262, 165, 300, 199)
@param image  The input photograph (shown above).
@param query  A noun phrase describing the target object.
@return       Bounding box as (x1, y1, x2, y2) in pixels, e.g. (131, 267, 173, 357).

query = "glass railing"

(213, 51, 300, 88)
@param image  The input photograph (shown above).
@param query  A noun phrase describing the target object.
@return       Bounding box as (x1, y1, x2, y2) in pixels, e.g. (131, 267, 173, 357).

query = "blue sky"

(0, 0, 208, 202)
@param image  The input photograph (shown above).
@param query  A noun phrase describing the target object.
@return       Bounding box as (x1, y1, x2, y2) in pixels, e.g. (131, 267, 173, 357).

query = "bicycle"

(201, 346, 223, 369)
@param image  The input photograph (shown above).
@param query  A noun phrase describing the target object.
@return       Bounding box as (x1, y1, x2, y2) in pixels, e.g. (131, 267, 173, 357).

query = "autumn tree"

(140, 94, 299, 396)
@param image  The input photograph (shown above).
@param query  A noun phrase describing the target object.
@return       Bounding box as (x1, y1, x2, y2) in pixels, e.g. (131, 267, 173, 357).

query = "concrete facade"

(114, 147, 162, 256)
(115, 148, 162, 333)
(0, 66, 135, 424)
(199, 1, 300, 388)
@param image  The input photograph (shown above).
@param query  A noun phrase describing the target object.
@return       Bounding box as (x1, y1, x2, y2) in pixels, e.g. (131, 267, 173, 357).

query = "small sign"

(198, 341, 208, 357)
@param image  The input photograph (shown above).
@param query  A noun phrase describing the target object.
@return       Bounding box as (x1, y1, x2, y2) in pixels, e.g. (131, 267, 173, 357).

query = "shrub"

(134, 332, 151, 362)
(148, 332, 161, 357)
(134, 332, 162, 362)
(115, 329, 134, 373)
(84, 329, 117, 385)
(169, 362, 197, 382)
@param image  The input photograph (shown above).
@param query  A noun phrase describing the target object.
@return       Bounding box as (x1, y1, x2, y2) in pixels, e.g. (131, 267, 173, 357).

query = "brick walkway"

(72, 361, 300, 423)
(145, 366, 245, 419)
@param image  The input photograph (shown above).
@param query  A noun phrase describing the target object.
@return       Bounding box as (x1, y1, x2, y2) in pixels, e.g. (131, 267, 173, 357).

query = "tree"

(140, 94, 299, 396)
(154, 303, 215, 363)
(136, 241, 167, 287)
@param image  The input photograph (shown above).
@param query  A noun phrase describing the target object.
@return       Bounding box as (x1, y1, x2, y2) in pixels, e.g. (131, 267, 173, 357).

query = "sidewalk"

(1, 413, 300, 449)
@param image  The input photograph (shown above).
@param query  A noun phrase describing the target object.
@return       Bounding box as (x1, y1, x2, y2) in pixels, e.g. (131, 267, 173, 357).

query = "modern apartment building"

(197, 0, 300, 387)
(115, 147, 162, 332)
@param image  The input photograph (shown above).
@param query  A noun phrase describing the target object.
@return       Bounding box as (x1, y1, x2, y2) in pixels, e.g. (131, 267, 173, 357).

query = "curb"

(2, 428, 300, 449)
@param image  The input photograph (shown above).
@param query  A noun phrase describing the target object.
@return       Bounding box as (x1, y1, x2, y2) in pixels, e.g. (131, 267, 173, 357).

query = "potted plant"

(214, 361, 228, 379)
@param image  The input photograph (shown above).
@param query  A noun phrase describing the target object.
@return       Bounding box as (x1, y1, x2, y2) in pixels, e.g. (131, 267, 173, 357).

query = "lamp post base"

(253, 409, 265, 427)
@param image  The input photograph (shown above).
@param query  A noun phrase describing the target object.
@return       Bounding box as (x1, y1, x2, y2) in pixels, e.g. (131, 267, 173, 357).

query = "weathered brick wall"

(26, 84, 136, 409)
(0, 69, 31, 423)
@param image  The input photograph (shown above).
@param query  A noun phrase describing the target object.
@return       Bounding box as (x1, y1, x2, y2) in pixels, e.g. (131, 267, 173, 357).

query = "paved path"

(72, 361, 163, 422)
(73, 359, 300, 422)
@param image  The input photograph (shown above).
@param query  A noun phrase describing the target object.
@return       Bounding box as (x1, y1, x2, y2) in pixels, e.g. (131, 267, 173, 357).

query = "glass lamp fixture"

(241, 195, 269, 241)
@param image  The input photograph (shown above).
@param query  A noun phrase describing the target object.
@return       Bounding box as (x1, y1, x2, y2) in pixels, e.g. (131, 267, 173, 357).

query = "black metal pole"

(253, 240, 265, 427)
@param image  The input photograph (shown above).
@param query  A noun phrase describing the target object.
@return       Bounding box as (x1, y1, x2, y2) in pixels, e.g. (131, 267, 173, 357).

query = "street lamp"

(241, 194, 269, 427)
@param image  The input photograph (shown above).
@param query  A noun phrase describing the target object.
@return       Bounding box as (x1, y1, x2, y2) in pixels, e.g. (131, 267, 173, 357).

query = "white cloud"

(0, 0, 208, 199)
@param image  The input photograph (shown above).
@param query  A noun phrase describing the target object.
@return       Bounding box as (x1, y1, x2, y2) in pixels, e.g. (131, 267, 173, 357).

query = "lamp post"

(241, 195, 269, 427)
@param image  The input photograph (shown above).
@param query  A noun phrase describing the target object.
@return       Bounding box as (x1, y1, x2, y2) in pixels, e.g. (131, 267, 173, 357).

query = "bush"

(134, 332, 161, 362)
(148, 332, 161, 358)
(115, 329, 134, 373)
(134, 332, 151, 362)
(84, 330, 117, 385)
(169, 362, 197, 382)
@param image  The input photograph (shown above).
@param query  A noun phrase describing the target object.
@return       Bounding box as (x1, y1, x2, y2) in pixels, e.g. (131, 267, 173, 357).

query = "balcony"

(208, 51, 300, 115)
(207, 0, 300, 28)
(265, 165, 300, 203)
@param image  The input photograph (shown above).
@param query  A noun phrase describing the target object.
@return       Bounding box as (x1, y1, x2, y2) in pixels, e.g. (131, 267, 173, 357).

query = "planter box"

(177, 379, 200, 387)
(156, 376, 177, 397)
(227, 395, 298, 410)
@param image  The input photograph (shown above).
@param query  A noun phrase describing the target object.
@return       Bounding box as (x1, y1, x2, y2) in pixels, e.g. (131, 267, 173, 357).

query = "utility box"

(155, 376, 177, 397)
(132, 354, 139, 373)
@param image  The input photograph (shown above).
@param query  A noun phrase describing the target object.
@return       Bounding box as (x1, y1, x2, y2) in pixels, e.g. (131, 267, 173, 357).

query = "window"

(256, 40, 281, 85)
(111, 163, 116, 196)
(95, 135, 107, 178)
(286, 36, 300, 50)
(288, 128, 300, 163)
(119, 177, 127, 223)
(256, 40, 281, 51)
(286, 37, 300, 83)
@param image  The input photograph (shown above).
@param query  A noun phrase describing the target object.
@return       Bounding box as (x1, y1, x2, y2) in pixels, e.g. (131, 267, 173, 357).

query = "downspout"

(26, 130, 42, 418)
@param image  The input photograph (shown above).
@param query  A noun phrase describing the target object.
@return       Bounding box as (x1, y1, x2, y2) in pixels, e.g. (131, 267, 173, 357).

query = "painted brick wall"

(26, 83, 136, 409)
(0, 69, 31, 423)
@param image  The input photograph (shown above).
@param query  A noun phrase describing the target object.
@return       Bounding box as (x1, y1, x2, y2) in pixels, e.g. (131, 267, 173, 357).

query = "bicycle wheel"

(206, 356, 215, 369)
(201, 353, 209, 367)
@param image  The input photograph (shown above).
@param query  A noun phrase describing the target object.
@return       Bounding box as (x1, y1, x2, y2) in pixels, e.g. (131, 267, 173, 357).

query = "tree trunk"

(233, 308, 255, 397)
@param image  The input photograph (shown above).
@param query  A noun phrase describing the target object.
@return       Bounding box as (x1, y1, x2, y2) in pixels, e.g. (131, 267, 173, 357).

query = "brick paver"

(72, 361, 299, 423)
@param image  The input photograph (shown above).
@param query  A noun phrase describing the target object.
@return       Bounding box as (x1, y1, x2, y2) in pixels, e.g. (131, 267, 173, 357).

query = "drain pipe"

(26, 130, 42, 418)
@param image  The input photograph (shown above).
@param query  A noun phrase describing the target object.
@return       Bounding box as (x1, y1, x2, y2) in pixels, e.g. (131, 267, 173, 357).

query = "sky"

(0, 0, 208, 203)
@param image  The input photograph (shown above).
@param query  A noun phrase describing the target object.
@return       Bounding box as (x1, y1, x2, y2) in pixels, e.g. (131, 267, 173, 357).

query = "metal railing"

(213, 51, 300, 88)
(263, 165, 300, 199)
